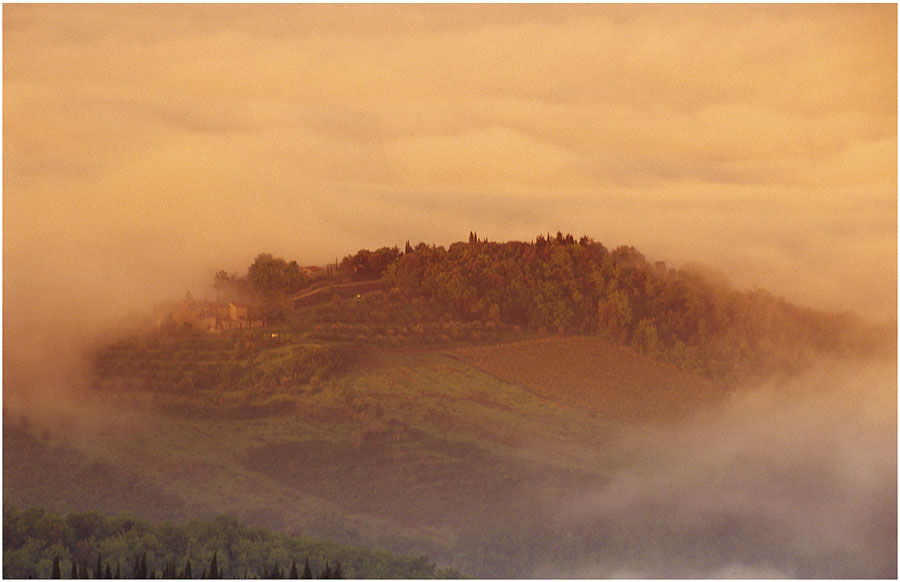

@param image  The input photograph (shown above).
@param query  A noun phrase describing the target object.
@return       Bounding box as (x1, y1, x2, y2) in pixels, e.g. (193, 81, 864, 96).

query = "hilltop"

(5, 232, 895, 578)
(192, 232, 892, 384)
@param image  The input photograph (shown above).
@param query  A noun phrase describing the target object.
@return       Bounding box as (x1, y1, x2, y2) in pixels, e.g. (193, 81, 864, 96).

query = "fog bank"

(539, 358, 897, 578)
(4, 5, 896, 348)
(3, 10, 896, 571)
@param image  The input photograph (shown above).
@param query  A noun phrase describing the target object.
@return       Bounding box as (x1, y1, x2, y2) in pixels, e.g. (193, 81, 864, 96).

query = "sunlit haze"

(4, 4, 896, 329)
(2, 6, 897, 578)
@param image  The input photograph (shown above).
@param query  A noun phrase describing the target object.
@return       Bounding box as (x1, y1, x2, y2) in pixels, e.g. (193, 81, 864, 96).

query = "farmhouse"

(156, 299, 266, 333)
(303, 265, 325, 279)
(163, 300, 220, 333)
(228, 302, 249, 322)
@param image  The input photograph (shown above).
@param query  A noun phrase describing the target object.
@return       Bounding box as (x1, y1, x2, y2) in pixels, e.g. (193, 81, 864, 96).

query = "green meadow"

(6, 331, 638, 577)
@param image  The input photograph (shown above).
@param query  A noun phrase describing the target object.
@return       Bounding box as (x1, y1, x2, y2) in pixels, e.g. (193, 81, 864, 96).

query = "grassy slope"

(4, 338, 718, 577)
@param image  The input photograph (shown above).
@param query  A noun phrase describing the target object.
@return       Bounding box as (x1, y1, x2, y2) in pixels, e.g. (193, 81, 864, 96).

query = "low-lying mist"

(3, 5, 896, 578)
(530, 357, 897, 578)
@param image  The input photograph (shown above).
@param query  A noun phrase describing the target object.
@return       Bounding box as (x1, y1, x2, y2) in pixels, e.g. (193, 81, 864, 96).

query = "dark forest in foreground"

(3, 506, 459, 579)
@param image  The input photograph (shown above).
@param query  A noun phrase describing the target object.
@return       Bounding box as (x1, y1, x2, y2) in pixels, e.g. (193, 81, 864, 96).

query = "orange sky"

(3, 4, 897, 327)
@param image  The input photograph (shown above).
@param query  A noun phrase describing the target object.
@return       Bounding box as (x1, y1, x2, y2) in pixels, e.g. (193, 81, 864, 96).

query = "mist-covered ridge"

(201, 232, 893, 386)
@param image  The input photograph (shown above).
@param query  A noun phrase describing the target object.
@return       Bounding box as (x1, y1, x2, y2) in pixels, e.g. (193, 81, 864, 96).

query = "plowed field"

(452, 336, 727, 423)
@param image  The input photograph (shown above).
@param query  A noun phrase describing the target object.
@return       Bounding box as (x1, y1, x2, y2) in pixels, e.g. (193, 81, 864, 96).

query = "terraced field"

(4, 346, 633, 577)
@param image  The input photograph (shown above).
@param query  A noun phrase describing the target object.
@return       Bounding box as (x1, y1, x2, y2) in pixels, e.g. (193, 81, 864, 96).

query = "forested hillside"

(328, 233, 890, 383)
(3, 506, 458, 579)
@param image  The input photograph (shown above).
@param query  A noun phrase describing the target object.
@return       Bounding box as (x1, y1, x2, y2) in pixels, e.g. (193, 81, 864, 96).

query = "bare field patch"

(452, 336, 727, 424)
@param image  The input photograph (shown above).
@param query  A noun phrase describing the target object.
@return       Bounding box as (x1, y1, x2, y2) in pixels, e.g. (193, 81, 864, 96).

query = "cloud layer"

(4, 4, 896, 335)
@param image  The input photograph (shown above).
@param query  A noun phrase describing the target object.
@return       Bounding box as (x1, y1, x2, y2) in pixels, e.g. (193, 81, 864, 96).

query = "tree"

(341, 247, 400, 280)
(70, 560, 78, 579)
(284, 261, 306, 294)
(214, 270, 234, 290)
(208, 551, 219, 579)
(598, 289, 633, 342)
(633, 317, 662, 358)
(290, 560, 298, 579)
(51, 555, 61, 579)
(246, 253, 310, 317)
(95, 553, 103, 579)
(184, 559, 192, 580)
(301, 558, 312, 579)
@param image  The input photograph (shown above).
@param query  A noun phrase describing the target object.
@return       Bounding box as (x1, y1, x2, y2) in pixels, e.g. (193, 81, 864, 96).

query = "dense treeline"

(374, 232, 887, 382)
(214, 254, 314, 319)
(339, 247, 401, 282)
(205, 232, 889, 383)
(3, 506, 459, 579)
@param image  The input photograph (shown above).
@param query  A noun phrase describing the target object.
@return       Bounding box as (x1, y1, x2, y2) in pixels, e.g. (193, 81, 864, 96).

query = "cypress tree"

(79, 561, 89, 580)
(95, 554, 102, 580)
(115, 563, 121, 580)
(133, 555, 141, 579)
(333, 562, 343, 580)
(321, 562, 332, 579)
(184, 559, 192, 580)
(208, 552, 219, 580)
(301, 558, 312, 579)
(140, 553, 148, 579)
(51, 555, 61, 579)
(70, 560, 78, 579)
(289, 560, 298, 579)
(105, 563, 112, 579)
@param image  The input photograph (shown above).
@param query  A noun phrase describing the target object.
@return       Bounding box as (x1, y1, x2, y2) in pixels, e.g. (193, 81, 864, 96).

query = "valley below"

(5, 334, 896, 578)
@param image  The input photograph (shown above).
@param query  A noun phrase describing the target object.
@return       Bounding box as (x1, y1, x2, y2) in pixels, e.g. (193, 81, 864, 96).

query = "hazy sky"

(4, 4, 897, 328)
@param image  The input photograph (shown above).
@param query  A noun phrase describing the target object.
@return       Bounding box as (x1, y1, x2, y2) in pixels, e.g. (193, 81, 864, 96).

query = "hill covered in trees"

(7, 233, 895, 579)
(125, 230, 895, 422)
(288, 232, 890, 384)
